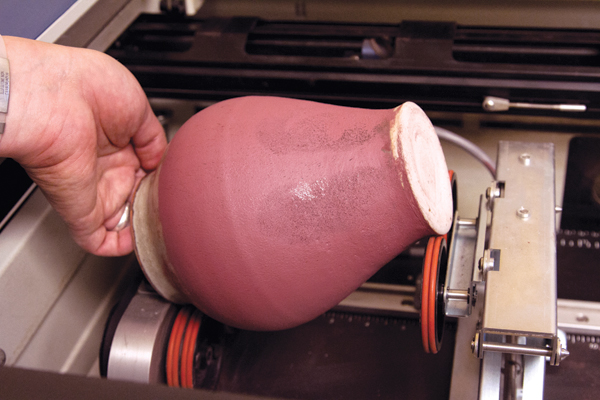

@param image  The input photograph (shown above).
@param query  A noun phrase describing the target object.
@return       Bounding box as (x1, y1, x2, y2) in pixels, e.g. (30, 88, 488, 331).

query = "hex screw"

(519, 153, 531, 166)
(576, 313, 589, 323)
(517, 207, 530, 219)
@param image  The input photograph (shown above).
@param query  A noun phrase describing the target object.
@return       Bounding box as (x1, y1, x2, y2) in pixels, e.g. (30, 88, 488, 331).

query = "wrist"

(0, 36, 77, 164)
(0, 35, 10, 137)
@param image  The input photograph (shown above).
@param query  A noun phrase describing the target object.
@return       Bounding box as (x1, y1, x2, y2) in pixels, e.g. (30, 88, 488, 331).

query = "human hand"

(0, 36, 167, 256)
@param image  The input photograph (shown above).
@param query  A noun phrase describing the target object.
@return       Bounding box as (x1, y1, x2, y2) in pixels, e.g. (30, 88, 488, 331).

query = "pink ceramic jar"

(132, 96, 452, 331)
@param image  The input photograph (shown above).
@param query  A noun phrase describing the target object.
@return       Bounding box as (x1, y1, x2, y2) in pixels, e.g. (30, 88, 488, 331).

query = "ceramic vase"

(132, 96, 452, 331)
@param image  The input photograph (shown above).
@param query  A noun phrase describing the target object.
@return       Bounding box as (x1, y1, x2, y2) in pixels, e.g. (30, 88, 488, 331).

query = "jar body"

(133, 96, 452, 330)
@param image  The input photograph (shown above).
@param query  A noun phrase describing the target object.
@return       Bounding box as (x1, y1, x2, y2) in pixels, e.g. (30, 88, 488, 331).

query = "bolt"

(576, 313, 589, 323)
(486, 185, 501, 200)
(550, 336, 570, 366)
(471, 331, 481, 358)
(517, 207, 530, 219)
(519, 153, 531, 166)
(480, 249, 496, 276)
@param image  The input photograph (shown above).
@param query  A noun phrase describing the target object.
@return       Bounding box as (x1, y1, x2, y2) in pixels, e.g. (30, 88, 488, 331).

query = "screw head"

(519, 153, 531, 166)
(517, 207, 530, 219)
(576, 313, 589, 322)
(486, 185, 501, 200)
(471, 331, 481, 358)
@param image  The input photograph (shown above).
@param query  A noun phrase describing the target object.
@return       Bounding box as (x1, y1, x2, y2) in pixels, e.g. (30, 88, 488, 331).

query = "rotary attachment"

(420, 142, 569, 379)
(100, 281, 226, 388)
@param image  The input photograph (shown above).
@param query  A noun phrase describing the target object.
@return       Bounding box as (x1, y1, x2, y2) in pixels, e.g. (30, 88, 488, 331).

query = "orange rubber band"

(421, 236, 435, 353)
(428, 236, 443, 354)
(178, 307, 195, 388)
(166, 308, 184, 386)
(181, 310, 202, 389)
(167, 307, 191, 387)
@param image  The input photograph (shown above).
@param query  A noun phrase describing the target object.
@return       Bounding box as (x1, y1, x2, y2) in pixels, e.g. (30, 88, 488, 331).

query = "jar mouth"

(391, 101, 453, 236)
(132, 167, 188, 304)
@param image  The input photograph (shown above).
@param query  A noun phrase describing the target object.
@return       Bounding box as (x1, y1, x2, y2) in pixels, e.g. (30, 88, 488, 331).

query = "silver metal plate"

(483, 141, 557, 337)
